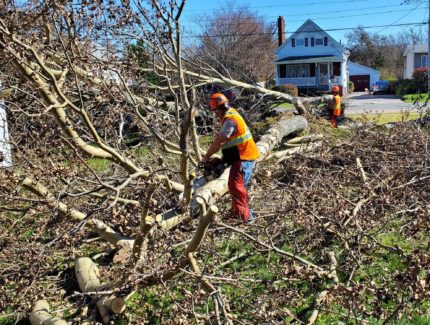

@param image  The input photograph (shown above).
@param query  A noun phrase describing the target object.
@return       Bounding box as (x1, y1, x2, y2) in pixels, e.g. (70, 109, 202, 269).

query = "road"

(344, 92, 425, 115)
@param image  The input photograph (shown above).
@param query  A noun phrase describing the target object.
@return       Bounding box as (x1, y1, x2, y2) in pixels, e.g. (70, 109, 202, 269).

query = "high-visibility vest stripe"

(222, 129, 253, 149)
(221, 108, 260, 162)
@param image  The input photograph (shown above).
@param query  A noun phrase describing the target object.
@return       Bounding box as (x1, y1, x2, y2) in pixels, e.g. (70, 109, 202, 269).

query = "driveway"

(344, 92, 422, 115)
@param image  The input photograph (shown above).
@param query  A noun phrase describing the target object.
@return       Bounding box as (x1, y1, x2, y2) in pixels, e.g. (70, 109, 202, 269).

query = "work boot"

(244, 210, 254, 225)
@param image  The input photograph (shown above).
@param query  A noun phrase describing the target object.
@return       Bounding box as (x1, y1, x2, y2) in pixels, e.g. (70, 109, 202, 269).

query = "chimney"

(277, 16, 285, 47)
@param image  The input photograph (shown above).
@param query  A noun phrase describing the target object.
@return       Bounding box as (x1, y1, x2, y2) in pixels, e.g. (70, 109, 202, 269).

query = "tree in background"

(193, 2, 276, 83)
(346, 27, 425, 80)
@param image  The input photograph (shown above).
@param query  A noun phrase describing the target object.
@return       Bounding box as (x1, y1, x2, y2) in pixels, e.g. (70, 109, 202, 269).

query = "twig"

(356, 157, 367, 183)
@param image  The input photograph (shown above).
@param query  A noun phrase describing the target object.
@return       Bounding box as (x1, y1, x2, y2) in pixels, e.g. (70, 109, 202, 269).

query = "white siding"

(404, 53, 415, 79)
(276, 31, 340, 60)
(403, 44, 428, 79)
(0, 99, 12, 168)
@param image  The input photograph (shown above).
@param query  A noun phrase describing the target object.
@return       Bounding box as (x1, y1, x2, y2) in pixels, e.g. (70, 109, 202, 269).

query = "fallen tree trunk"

(194, 115, 308, 206)
(30, 300, 67, 325)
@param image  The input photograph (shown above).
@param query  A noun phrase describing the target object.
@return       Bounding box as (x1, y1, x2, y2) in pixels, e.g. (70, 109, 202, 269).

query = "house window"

(311, 37, 315, 46)
(305, 38, 308, 47)
(421, 55, 428, 67)
(279, 64, 287, 78)
(315, 38, 323, 46)
(286, 64, 310, 78)
(296, 39, 304, 47)
(292, 38, 295, 47)
(324, 37, 328, 46)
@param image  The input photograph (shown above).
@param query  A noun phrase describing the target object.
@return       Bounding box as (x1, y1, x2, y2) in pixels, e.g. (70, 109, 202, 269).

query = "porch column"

(341, 61, 347, 91)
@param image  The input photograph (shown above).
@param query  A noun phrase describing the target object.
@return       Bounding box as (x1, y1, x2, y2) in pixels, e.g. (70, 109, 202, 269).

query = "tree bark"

(30, 300, 67, 325)
(75, 257, 125, 324)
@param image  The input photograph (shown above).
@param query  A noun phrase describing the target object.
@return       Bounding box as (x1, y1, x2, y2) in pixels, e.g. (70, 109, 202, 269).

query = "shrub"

(348, 81, 355, 93)
(270, 84, 298, 97)
(394, 79, 415, 96)
(412, 67, 428, 93)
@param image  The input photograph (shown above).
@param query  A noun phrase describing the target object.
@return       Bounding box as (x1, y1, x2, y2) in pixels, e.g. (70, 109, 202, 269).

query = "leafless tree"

(191, 1, 276, 84)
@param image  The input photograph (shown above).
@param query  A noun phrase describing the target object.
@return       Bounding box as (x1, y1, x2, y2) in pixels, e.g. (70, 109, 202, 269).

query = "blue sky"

(180, 0, 428, 45)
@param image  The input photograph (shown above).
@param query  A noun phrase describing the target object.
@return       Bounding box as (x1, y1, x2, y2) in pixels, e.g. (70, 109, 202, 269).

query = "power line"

(375, 2, 424, 33)
(183, 3, 419, 23)
(183, 21, 428, 39)
(183, 0, 390, 12)
(182, 7, 427, 29)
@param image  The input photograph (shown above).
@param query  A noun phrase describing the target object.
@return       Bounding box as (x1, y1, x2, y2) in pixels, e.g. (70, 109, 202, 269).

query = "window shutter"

(324, 37, 328, 46)
(311, 37, 315, 46)
(292, 38, 295, 47)
(305, 38, 308, 47)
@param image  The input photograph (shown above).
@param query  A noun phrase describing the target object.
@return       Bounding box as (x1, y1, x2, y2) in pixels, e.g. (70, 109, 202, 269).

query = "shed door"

(349, 75, 370, 92)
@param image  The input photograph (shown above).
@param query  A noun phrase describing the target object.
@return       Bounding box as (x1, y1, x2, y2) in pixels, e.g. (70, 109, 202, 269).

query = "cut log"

(75, 257, 105, 293)
(30, 300, 67, 325)
(75, 257, 125, 324)
(96, 296, 126, 324)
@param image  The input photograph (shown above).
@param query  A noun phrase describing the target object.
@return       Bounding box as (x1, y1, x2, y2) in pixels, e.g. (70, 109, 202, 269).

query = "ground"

(345, 92, 425, 114)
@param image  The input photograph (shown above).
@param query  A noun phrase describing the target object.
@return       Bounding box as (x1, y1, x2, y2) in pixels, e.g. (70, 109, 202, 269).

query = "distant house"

(403, 43, 428, 79)
(0, 83, 12, 168)
(274, 18, 379, 93)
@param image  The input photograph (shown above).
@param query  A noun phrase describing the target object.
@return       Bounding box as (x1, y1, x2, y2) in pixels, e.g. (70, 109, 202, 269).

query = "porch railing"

(277, 77, 316, 86)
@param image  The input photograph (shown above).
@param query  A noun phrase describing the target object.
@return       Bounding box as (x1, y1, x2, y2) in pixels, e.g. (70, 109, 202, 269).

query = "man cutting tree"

(199, 93, 260, 224)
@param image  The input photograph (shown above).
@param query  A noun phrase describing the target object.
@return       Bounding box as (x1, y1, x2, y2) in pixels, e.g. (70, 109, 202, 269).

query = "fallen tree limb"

(275, 142, 322, 163)
(283, 134, 324, 145)
(21, 177, 133, 248)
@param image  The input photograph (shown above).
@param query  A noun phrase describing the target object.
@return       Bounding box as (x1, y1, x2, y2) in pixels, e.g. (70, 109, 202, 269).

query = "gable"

(275, 19, 347, 60)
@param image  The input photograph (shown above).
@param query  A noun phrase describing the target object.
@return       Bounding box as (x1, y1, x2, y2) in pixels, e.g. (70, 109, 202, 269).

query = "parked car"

(372, 80, 389, 94)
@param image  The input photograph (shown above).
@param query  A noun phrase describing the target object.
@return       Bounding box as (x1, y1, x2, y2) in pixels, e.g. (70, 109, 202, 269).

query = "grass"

(272, 102, 295, 109)
(403, 93, 429, 103)
(347, 112, 421, 125)
(86, 158, 112, 172)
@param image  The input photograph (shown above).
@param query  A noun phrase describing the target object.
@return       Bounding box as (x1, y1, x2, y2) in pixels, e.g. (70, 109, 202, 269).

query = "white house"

(403, 43, 428, 79)
(348, 61, 380, 92)
(0, 82, 12, 168)
(275, 18, 349, 94)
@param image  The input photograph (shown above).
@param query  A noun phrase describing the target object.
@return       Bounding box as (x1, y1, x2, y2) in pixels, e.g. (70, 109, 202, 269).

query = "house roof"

(276, 19, 348, 56)
(275, 55, 340, 64)
(347, 61, 380, 74)
(403, 43, 428, 56)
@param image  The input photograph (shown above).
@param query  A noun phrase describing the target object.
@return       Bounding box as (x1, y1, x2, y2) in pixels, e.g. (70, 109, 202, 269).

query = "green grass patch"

(347, 112, 421, 125)
(86, 158, 111, 172)
(272, 102, 295, 109)
(0, 315, 15, 325)
(403, 93, 429, 103)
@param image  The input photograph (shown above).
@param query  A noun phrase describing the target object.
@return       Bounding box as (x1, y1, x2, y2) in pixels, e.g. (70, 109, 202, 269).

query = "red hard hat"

(209, 93, 228, 110)
(332, 85, 340, 92)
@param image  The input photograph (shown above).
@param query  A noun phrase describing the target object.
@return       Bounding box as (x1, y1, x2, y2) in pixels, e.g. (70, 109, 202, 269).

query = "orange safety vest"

(221, 108, 260, 163)
(333, 94, 341, 116)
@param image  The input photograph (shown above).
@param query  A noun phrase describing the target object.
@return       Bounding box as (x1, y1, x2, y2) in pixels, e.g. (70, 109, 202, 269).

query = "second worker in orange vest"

(328, 85, 342, 128)
(200, 93, 260, 224)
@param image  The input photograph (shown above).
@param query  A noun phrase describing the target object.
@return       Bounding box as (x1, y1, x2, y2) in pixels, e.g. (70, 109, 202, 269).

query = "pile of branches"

(1, 124, 429, 324)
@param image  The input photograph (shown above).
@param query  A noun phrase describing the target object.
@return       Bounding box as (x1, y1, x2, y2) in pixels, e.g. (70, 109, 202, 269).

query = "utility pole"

(427, 0, 430, 94)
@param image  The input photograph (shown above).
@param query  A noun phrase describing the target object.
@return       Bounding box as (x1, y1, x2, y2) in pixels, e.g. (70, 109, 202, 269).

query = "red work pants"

(330, 115, 340, 128)
(228, 160, 251, 222)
